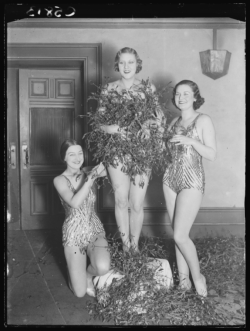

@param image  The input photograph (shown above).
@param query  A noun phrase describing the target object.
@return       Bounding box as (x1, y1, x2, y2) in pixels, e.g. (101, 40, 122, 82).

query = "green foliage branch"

(83, 79, 172, 188)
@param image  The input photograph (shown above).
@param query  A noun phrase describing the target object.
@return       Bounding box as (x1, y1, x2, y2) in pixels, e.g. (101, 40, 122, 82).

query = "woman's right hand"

(101, 124, 132, 140)
(91, 163, 107, 179)
(109, 125, 120, 134)
(98, 106, 106, 112)
(100, 124, 120, 135)
(118, 126, 132, 140)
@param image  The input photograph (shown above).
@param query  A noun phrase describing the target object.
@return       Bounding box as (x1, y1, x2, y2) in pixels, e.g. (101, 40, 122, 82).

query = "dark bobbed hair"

(114, 47, 142, 74)
(172, 80, 205, 110)
(60, 139, 83, 161)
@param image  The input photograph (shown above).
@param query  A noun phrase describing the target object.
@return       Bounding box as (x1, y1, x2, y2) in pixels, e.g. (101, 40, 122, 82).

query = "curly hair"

(114, 47, 142, 74)
(60, 139, 84, 161)
(172, 80, 205, 110)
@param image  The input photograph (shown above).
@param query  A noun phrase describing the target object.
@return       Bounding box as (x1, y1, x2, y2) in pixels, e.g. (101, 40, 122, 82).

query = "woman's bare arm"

(170, 115, 217, 161)
(53, 175, 94, 209)
(53, 164, 106, 208)
(192, 115, 217, 161)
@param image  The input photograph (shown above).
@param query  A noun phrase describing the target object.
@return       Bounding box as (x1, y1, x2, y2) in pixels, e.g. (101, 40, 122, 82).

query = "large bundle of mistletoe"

(86, 236, 228, 326)
(83, 79, 172, 187)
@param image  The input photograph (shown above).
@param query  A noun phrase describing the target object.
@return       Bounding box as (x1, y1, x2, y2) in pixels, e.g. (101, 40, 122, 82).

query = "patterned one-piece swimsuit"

(59, 175, 105, 254)
(163, 113, 205, 194)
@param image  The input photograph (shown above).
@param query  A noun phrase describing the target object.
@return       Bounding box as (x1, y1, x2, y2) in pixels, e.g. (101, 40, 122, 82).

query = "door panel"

(19, 69, 82, 229)
(30, 108, 74, 165)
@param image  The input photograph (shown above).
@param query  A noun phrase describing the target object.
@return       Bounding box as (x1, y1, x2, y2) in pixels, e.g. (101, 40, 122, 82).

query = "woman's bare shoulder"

(197, 113, 214, 126)
(100, 81, 119, 95)
(53, 174, 67, 187)
(106, 80, 120, 91)
(134, 80, 155, 91)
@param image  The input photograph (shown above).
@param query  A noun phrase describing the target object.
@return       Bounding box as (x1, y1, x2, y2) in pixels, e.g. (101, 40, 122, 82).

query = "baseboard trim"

(99, 207, 245, 226)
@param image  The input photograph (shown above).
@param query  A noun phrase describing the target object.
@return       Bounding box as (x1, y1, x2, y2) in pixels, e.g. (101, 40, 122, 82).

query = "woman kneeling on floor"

(53, 139, 110, 298)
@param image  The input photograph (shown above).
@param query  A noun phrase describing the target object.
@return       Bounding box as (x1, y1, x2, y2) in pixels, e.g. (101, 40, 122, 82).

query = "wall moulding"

(7, 18, 245, 30)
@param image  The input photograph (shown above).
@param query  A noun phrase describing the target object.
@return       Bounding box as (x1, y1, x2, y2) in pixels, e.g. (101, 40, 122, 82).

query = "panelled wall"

(7, 18, 245, 237)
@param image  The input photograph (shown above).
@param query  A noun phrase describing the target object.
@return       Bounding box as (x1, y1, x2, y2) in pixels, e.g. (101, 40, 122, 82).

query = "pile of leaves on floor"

(86, 234, 245, 326)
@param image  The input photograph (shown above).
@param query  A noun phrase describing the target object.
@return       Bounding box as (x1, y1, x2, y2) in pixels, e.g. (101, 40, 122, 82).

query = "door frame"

(7, 43, 102, 230)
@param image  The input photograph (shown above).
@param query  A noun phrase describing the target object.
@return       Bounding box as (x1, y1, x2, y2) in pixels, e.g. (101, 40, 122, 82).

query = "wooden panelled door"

(19, 69, 83, 229)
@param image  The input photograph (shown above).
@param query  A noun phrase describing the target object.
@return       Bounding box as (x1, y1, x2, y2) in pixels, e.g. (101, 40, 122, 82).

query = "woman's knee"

(173, 231, 189, 246)
(74, 289, 86, 298)
(71, 283, 87, 298)
(130, 200, 143, 214)
(115, 195, 128, 210)
(95, 259, 110, 276)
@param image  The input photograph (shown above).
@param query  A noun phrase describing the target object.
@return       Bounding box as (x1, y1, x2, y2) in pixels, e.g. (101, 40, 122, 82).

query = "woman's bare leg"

(107, 163, 131, 250)
(129, 173, 150, 251)
(64, 246, 87, 298)
(87, 235, 110, 276)
(174, 189, 207, 296)
(86, 235, 110, 291)
(163, 184, 191, 289)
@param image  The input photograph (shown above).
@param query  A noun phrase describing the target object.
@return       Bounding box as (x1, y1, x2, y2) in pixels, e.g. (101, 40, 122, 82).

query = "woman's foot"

(194, 274, 207, 297)
(130, 238, 140, 254)
(130, 245, 140, 255)
(86, 272, 96, 297)
(122, 243, 131, 253)
(178, 277, 192, 290)
(86, 287, 96, 297)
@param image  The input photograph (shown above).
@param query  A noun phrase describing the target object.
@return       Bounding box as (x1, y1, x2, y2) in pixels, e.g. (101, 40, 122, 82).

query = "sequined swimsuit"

(163, 113, 205, 194)
(59, 175, 105, 254)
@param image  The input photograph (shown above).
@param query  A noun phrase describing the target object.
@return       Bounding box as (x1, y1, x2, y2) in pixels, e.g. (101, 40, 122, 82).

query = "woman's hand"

(98, 106, 106, 112)
(169, 134, 194, 146)
(100, 124, 120, 135)
(118, 126, 132, 141)
(100, 124, 132, 140)
(108, 124, 120, 134)
(154, 109, 165, 124)
(90, 163, 107, 179)
(150, 109, 166, 130)
(140, 128, 151, 141)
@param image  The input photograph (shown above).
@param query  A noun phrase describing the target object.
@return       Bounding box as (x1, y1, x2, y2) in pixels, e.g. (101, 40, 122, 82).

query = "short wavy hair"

(114, 47, 142, 74)
(172, 80, 205, 110)
(60, 139, 83, 161)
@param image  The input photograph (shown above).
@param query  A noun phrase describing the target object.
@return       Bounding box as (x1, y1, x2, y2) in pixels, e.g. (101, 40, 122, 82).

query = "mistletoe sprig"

(83, 79, 172, 187)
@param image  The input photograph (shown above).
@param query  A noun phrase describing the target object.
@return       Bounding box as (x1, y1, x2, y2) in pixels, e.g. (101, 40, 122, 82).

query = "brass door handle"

(22, 143, 29, 169)
(9, 143, 16, 169)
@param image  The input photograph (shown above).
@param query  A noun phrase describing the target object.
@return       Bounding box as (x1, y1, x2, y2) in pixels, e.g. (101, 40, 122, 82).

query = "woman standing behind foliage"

(163, 80, 217, 297)
(99, 47, 165, 252)
(53, 139, 110, 298)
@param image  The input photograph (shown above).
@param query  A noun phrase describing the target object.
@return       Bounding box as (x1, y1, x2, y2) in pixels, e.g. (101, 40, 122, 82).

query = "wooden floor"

(6, 230, 113, 326)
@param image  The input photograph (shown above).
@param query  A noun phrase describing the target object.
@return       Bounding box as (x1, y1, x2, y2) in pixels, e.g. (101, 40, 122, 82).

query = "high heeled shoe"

(178, 278, 192, 291)
(122, 243, 131, 253)
(86, 287, 96, 297)
(194, 274, 207, 297)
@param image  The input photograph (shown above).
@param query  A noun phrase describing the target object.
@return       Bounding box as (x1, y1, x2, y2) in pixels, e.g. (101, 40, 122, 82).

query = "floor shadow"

(43, 229, 67, 280)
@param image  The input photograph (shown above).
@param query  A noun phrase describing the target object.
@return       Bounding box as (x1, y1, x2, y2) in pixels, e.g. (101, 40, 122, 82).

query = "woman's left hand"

(152, 109, 165, 126)
(169, 134, 194, 146)
(140, 128, 151, 141)
(119, 126, 132, 141)
(91, 163, 107, 178)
